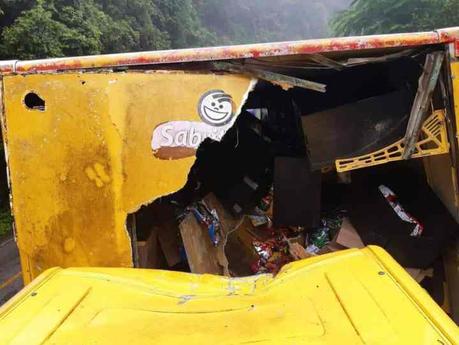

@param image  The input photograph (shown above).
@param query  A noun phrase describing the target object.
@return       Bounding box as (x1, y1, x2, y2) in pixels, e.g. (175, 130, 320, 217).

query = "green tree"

(99, 0, 170, 51)
(156, 0, 216, 48)
(1, 0, 139, 59)
(0, 0, 351, 61)
(332, 0, 459, 36)
(2, 2, 73, 59)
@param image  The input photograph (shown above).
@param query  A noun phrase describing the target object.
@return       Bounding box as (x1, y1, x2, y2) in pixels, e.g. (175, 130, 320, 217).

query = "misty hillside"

(195, 0, 353, 44)
(0, 0, 352, 60)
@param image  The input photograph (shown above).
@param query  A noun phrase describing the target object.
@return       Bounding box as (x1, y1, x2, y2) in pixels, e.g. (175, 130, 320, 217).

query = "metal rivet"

(378, 271, 385, 276)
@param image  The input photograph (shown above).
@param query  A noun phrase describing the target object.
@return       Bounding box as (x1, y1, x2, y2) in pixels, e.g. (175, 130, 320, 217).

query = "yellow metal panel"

(423, 154, 459, 222)
(0, 247, 457, 344)
(452, 62, 459, 145)
(1, 72, 254, 283)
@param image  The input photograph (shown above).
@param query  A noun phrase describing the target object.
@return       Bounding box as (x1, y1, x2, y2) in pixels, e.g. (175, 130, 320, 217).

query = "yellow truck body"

(1, 28, 459, 343)
(1, 28, 459, 283)
(1, 246, 458, 344)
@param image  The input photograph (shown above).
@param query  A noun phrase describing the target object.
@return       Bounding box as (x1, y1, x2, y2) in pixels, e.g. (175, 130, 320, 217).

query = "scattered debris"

(252, 236, 291, 274)
(289, 242, 314, 260)
(405, 267, 433, 283)
(379, 184, 424, 236)
(138, 175, 439, 281)
(334, 218, 365, 249)
(179, 212, 223, 275)
(306, 228, 330, 254)
(188, 200, 223, 246)
(179, 194, 234, 276)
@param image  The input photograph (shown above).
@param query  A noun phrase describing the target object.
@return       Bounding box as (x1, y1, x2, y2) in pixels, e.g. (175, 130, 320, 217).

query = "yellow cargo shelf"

(0, 246, 457, 344)
(336, 110, 450, 172)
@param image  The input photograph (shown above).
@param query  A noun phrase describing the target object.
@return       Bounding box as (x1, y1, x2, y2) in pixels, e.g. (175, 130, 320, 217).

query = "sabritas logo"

(198, 90, 234, 126)
(151, 90, 236, 160)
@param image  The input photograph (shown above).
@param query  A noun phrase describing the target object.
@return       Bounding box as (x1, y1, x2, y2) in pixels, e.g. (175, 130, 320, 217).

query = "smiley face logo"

(198, 90, 234, 127)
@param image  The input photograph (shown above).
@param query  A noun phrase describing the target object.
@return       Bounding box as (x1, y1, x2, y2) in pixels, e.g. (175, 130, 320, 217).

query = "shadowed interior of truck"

(124, 44, 458, 312)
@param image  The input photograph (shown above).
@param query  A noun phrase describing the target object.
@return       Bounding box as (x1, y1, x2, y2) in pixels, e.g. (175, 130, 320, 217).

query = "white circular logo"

(198, 90, 234, 127)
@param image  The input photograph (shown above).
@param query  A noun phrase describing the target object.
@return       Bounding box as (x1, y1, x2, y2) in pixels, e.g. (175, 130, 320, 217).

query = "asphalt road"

(0, 236, 23, 305)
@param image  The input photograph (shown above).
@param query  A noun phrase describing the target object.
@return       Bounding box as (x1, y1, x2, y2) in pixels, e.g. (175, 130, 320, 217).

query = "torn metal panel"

(2, 71, 254, 283)
(402, 52, 444, 159)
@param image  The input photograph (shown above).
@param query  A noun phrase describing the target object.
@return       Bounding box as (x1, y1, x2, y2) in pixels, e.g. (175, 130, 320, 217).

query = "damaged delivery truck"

(1, 28, 459, 344)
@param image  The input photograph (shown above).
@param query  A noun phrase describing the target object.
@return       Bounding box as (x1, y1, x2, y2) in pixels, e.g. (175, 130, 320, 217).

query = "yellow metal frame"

(336, 110, 450, 172)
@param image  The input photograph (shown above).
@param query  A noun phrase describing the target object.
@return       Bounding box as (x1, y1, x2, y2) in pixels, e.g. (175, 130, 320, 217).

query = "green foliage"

(332, 0, 459, 36)
(3, 0, 458, 61)
(0, 0, 351, 60)
(99, 0, 170, 51)
(0, 0, 200, 59)
(2, 2, 73, 59)
(1, 0, 138, 59)
(156, 0, 216, 48)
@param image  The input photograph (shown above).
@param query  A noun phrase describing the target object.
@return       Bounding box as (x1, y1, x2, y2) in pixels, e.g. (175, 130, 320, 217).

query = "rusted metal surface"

(0, 28, 458, 75)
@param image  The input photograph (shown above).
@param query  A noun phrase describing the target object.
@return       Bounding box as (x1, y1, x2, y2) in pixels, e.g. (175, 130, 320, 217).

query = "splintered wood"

(402, 51, 444, 159)
(179, 214, 223, 275)
(179, 194, 235, 276)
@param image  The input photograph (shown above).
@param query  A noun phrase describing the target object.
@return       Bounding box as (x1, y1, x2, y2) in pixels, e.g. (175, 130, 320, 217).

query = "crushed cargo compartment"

(1, 25, 459, 340)
(1, 30, 459, 323)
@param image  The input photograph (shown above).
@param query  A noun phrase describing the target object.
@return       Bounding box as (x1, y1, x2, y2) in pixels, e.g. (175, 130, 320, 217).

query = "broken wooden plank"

(157, 222, 181, 268)
(402, 51, 444, 159)
(214, 62, 326, 93)
(179, 193, 239, 276)
(201, 193, 236, 276)
(308, 54, 344, 70)
(137, 228, 166, 269)
(203, 193, 238, 236)
(179, 213, 222, 275)
(344, 48, 416, 66)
